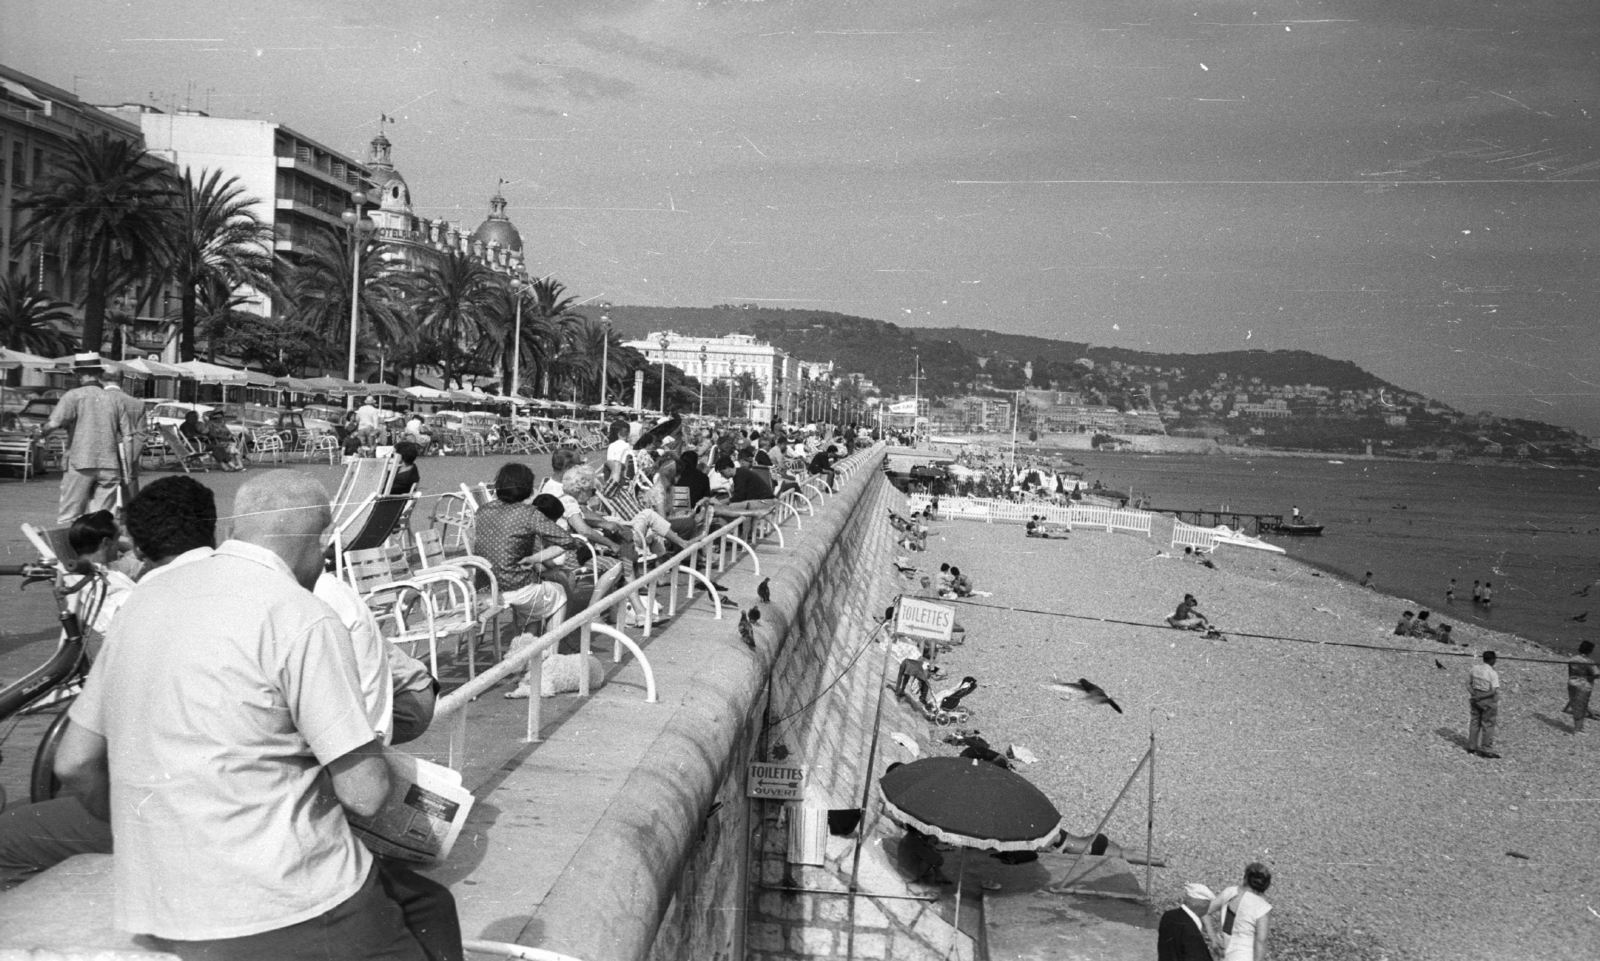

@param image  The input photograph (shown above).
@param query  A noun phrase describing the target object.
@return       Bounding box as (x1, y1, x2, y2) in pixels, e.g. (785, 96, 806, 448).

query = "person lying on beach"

(1167, 594, 1210, 631)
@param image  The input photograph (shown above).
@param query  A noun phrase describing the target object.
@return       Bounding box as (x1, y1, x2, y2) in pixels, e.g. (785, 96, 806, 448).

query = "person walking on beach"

(1466, 650, 1501, 759)
(1207, 862, 1272, 961)
(1481, 581, 1493, 609)
(1447, 579, 1456, 604)
(1565, 640, 1599, 734)
(1157, 882, 1215, 961)
(1471, 580, 1482, 604)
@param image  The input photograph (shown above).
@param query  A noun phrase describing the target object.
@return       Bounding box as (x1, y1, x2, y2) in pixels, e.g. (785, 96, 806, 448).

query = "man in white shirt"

(54, 472, 448, 959)
(356, 395, 385, 451)
(1466, 650, 1502, 758)
(0, 475, 217, 886)
(402, 408, 432, 454)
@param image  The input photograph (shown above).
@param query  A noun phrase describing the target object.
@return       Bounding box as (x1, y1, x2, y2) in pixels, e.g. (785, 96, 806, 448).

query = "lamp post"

(698, 345, 707, 417)
(508, 278, 526, 400)
(598, 306, 611, 410)
(339, 190, 370, 408)
(657, 332, 671, 412)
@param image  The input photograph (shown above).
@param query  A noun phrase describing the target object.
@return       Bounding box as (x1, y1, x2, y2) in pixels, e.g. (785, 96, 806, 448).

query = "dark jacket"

(730, 466, 775, 503)
(679, 464, 712, 508)
(1156, 907, 1211, 961)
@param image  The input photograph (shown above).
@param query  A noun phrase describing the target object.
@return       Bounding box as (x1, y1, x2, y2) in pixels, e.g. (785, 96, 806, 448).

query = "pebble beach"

(907, 512, 1600, 961)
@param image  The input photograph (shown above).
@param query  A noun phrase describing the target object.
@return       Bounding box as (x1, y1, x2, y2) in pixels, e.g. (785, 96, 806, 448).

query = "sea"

(1053, 451, 1600, 656)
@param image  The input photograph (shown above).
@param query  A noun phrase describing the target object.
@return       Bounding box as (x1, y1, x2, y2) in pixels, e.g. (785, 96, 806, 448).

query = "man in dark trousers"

(1157, 882, 1216, 961)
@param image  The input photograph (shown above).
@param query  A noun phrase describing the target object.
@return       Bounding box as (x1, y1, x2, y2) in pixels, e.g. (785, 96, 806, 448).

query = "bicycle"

(0, 557, 102, 810)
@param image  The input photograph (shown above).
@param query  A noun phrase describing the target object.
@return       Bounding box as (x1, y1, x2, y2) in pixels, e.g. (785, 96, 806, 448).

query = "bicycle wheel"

(30, 709, 72, 803)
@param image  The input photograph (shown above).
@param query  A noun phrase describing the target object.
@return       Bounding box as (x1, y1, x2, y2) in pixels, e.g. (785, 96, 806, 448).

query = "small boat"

(1211, 526, 1287, 554)
(1262, 520, 1325, 536)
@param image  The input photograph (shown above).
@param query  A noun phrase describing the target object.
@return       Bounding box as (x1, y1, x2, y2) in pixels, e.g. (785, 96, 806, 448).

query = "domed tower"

(364, 130, 413, 234)
(471, 185, 523, 265)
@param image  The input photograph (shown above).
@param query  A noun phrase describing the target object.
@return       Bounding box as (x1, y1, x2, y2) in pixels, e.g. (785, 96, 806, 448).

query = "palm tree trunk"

(180, 278, 198, 363)
(81, 265, 108, 354)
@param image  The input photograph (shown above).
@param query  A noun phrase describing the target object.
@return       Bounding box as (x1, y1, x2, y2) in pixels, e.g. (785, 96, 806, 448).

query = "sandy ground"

(900, 514, 1600, 961)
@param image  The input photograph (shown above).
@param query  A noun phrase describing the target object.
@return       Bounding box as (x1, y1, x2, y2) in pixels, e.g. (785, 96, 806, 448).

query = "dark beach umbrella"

(879, 756, 1062, 853)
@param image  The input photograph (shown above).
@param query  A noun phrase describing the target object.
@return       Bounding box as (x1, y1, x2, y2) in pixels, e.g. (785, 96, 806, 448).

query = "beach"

(907, 512, 1599, 961)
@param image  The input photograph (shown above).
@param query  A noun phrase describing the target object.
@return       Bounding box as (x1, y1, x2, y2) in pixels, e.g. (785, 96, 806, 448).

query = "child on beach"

(1394, 611, 1415, 636)
(1447, 578, 1456, 604)
(1481, 582, 1493, 608)
(1471, 580, 1482, 603)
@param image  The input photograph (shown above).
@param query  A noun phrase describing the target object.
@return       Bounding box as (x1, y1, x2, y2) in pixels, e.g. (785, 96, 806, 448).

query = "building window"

(10, 143, 23, 186)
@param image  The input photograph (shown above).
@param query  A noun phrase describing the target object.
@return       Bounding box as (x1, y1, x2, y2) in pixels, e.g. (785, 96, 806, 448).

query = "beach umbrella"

(634, 416, 681, 450)
(170, 360, 249, 385)
(2, 347, 58, 370)
(880, 756, 1063, 942)
(304, 375, 354, 394)
(879, 756, 1062, 852)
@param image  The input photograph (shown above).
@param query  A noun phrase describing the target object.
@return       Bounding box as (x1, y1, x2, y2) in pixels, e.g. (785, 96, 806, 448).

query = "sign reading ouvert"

(747, 762, 806, 800)
(895, 596, 956, 642)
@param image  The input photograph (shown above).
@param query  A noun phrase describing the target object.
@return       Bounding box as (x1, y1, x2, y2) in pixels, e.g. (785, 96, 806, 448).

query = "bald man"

(55, 471, 454, 960)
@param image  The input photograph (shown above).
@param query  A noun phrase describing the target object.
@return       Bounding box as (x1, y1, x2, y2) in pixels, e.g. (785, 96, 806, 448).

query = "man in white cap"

(1156, 882, 1215, 961)
(42, 354, 137, 524)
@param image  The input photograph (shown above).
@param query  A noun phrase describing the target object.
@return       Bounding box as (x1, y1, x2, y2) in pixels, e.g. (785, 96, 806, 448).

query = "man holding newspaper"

(53, 472, 462, 960)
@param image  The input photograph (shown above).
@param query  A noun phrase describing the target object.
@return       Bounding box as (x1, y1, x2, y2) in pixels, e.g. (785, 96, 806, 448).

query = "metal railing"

(432, 441, 884, 767)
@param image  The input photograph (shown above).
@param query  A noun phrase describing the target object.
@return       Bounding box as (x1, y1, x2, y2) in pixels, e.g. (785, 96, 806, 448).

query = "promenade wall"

(531, 451, 907, 961)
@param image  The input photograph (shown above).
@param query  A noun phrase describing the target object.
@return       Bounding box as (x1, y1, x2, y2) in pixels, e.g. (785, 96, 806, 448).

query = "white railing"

(905, 493, 1150, 537)
(1171, 518, 1219, 553)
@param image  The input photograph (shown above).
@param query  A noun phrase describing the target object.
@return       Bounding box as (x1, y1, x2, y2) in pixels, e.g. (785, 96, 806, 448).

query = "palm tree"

(162, 168, 278, 362)
(412, 250, 502, 388)
(0, 271, 77, 355)
(282, 228, 412, 375)
(16, 132, 176, 352)
(479, 282, 562, 397)
(514, 278, 587, 396)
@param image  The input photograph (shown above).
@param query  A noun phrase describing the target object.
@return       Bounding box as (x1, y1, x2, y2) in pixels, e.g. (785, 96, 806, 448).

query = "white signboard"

(889, 399, 919, 415)
(896, 597, 956, 642)
(747, 762, 807, 800)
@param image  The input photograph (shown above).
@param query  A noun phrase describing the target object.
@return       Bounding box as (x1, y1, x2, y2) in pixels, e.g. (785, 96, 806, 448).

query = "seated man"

(1412, 610, 1439, 639)
(402, 409, 432, 454)
(711, 453, 779, 539)
(950, 566, 974, 597)
(935, 563, 955, 595)
(1166, 593, 1210, 631)
(0, 477, 217, 890)
(53, 472, 461, 960)
(1394, 611, 1415, 636)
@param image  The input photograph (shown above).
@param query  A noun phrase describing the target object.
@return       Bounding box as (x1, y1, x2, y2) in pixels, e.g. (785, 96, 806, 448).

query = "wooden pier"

(1147, 508, 1285, 536)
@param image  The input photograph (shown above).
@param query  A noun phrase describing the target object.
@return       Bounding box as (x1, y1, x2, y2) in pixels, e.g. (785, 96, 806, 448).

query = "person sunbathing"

(1166, 593, 1210, 631)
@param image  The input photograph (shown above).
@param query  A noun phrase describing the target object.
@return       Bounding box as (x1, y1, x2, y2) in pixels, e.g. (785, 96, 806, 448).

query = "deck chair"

(330, 455, 400, 545)
(0, 434, 35, 480)
(157, 424, 210, 473)
(332, 490, 418, 567)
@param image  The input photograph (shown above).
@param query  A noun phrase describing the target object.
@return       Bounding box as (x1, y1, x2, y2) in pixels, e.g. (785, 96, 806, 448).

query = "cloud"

(490, 65, 634, 101)
(572, 26, 733, 79)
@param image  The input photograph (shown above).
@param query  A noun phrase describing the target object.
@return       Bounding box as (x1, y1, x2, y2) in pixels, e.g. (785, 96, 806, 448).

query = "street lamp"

(598, 305, 611, 409)
(698, 345, 707, 417)
(508, 278, 528, 400)
(339, 190, 370, 408)
(657, 332, 671, 412)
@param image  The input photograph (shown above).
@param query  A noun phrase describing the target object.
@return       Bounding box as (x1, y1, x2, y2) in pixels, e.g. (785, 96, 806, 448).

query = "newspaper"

(348, 752, 475, 863)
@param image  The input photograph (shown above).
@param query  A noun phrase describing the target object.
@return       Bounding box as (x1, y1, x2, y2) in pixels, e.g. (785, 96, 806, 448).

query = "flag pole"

(1145, 726, 1156, 905)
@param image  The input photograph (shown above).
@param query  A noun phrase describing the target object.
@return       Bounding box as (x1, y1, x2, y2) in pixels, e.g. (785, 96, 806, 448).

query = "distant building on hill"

(625, 330, 803, 423)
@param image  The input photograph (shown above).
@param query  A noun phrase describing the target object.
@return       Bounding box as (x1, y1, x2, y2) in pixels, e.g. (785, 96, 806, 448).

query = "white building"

(623, 331, 797, 423)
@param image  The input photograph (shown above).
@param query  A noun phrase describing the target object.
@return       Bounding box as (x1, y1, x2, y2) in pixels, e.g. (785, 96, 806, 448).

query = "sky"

(5, 0, 1599, 432)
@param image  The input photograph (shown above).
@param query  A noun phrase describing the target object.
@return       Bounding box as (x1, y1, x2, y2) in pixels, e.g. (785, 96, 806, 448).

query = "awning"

(0, 347, 57, 370)
(242, 369, 278, 387)
(360, 382, 404, 397)
(303, 375, 355, 394)
(171, 360, 248, 385)
(275, 376, 318, 393)
(122, 357, 190, 379)
(404, 385, 448, 400)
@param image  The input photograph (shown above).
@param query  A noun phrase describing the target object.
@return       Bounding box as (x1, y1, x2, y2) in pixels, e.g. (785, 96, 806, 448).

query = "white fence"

(1171, 518, 1219, 553)
(906, 494, 1152, 537)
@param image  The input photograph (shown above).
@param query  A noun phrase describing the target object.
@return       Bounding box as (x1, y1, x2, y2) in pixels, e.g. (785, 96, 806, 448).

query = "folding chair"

(250, 428, 285, 465)
(156, 424, 211, 473)
(0, 434, 35, 480)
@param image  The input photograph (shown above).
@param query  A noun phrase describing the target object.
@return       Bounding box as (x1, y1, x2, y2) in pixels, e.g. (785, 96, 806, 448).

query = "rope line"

(933, 596, 1570, 666)
(767, 617, 891, 742)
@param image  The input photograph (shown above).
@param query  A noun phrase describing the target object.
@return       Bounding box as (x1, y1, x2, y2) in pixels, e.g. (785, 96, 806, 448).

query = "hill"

(602, 305, 1394, 397)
